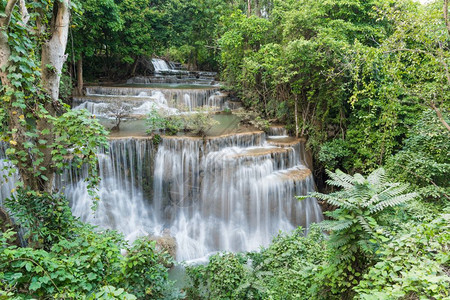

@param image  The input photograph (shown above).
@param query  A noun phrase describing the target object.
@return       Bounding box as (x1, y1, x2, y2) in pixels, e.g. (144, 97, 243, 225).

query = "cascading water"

(152, 58, 172, 72)
(151, 133, 322, 261)
(0, 143, 16, 207)
(73, 86, 223, 116)
(0, 75, 323, 263)
(268, 126, 288, 137)
(0, 131, 323, 261)
(58, 138, 155, 242)
(52, 131, 322, 261)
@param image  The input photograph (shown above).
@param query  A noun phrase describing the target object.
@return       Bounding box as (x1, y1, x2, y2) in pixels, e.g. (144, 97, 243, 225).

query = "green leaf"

(29, 281, 42, 291)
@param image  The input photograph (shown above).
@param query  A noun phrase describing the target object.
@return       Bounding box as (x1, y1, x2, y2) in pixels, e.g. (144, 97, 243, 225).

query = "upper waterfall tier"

(142, 58, 217, 85)
(74, 86, 225, 115)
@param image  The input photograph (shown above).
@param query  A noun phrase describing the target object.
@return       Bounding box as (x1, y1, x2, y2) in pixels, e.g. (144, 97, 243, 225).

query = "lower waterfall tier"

(1, 132, 323, 261)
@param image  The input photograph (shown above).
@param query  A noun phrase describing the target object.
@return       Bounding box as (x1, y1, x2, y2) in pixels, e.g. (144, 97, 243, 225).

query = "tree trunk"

(0, 0, 18, 85)
(255, 0, 261, 17)
(77, 55, 84, 96)
(247, 0, 251, 16)
(130, 56, 139, 76)
(36, 0, 70, 192)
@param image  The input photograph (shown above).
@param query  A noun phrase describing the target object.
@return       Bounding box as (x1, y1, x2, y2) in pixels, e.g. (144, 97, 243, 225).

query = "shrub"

(355, 214, 450, 299)
(183, 107, 219, 137)
(184, 226, 327, 300)
(4, 190, 75, 249)
(0, 226, 183, 299)
(146, 108, 183, 136)
(299, 168, 418, 298)
(232, 108, 270, 132)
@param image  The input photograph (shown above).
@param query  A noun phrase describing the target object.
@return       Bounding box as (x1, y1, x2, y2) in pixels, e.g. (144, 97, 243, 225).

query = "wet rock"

(148, 230, 177, 266)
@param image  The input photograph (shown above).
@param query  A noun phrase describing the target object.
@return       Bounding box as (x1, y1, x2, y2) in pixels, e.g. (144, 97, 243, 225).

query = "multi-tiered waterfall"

(0, 78, 323, 262)
(56, 132, 322, 261)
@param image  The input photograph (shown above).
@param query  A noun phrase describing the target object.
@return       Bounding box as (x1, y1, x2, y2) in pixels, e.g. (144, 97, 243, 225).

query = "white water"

(53, 132, 322, 261)
(59, 139, 154, 241)
(152, 58, 172, 72)
(0, 133, 323, 261)
(268, 126, 288, 137)
(73, 86, 223, 115)
(0, 143, 16, 206)
(151, 134, 322, 261)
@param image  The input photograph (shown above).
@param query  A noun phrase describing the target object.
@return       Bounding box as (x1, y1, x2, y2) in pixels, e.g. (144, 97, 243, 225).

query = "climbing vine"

(0, 0, 107, 200)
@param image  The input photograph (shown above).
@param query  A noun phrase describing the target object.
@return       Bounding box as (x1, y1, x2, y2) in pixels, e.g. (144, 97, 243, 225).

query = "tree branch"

(0, 0, 19, 28)
(430, 101, 450, 132)
(19, 0, 30, 25)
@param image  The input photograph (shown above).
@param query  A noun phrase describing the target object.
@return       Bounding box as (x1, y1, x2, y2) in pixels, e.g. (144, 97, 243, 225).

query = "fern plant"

(299, 168, 418, 298)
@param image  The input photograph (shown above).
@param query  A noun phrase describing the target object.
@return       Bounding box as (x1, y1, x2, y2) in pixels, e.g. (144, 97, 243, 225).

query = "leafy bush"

(4, 190, 74, 249)
(256, 225, 327, 300)
(147, 107, 218, 137)
(355, 214, 450, 299)
(232, 108, 270, 132)
(185, 253, 247, 299)
(183, 107, 219, 137)
(0, 192, 183, 300)
(318, 139, 351, 172)
(146, 108, 183, 136)
(386, 110, 450, 203)
(184, 226, 326, 300)
(0, 226, 182, 299)
(300, 168, 418, 298)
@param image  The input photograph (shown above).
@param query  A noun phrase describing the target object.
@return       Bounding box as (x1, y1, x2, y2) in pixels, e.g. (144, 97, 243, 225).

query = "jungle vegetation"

(0, 0, 449, 299)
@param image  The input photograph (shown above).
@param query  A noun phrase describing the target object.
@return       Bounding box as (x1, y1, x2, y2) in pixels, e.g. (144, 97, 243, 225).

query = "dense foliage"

(1, 0, 449, 299)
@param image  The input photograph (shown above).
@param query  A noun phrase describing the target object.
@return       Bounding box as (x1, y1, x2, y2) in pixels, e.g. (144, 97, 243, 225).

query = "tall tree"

(0, 1, 107, 194)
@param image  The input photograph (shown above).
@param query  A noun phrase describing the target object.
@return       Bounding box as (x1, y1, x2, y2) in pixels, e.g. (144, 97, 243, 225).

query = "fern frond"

(353, 173, 366, 185)
(357, 240, 374, 254)
(367, 167, 385, 186)
(310, 192, 357, 209)
(356, 216, 375, 235)
(378, 183, 409, 200)
(327, 234, 352, 248)
(326, 169, 355, 189)
(370, 192, 418, 213)
(319, 219, 354, 232)
(366, 193, 380, 207)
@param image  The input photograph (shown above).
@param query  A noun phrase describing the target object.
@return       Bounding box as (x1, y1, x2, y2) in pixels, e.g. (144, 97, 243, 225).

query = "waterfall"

(0, 132, 322, 261)
(151, 133, 322, 261)
(74, 86, 223, 114)
(152, 58, 172, 72)
(58, 138, 155, 242)
(268, 126, 288, 137)
(0, 143, 16, 207)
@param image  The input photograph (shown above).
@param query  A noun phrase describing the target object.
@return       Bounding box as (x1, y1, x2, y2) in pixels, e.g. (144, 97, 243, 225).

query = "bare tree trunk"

(37, 0, 71, 192)
(130, 56, 139, 76)
(41, 0, 70, 103)
(247, 0, 251, 16)
(255, 0, 261, 17)
(77, 56, 83, 96)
